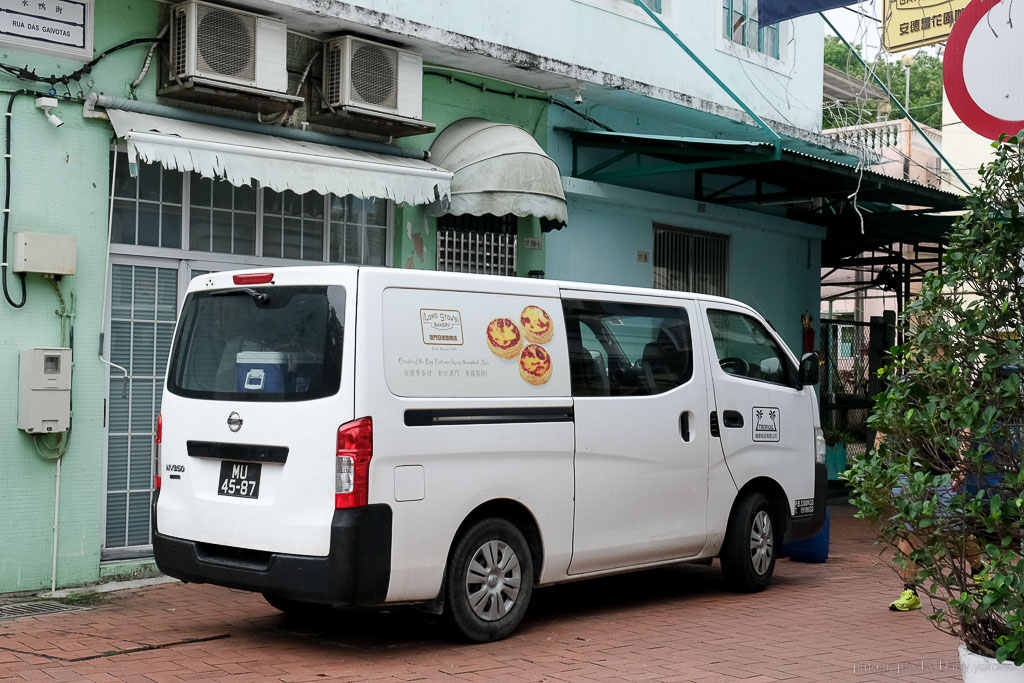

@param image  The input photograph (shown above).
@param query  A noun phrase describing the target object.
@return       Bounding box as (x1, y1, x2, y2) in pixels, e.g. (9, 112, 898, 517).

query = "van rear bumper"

(786, 463, 828, 542)
(153, 502, 393, 606)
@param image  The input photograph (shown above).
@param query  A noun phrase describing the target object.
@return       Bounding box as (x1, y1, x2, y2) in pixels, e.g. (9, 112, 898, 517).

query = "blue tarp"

(757, 0, 856, 26)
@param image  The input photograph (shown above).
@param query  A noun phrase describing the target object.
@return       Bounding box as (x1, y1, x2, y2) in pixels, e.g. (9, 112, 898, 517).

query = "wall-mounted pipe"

(83, 93, 429, 161)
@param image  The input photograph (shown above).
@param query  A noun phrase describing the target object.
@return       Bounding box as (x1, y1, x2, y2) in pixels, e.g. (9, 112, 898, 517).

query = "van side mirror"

(797, 352, 819, 387)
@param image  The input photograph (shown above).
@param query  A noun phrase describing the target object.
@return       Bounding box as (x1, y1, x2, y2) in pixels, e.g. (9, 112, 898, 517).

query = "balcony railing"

(823, 118, 941, 156)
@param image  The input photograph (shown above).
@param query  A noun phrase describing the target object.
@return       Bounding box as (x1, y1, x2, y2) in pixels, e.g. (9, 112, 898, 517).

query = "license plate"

(218, 461, 261, 499)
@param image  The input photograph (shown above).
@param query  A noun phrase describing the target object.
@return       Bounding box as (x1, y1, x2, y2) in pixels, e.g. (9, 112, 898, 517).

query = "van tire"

(720, 492, 776, 592)
(262, 593, 332, 620)
(444, 518, 534, 642)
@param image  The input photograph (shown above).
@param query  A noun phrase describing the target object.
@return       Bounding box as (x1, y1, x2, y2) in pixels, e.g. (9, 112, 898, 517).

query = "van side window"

(706, 309, 793, 387)
(563, 299, 693, 397)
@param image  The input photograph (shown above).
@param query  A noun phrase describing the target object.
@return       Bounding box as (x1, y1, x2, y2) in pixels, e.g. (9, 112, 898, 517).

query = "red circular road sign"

(944, 0, 1024, 139)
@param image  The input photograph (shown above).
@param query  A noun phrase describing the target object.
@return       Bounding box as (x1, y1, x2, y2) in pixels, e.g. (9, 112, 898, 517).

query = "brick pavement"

(0, 504, 963, 682)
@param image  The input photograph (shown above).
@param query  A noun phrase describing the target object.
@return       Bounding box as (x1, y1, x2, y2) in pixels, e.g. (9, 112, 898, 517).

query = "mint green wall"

(550, 179, 823, 355)
(0, 1, 161, 592)
(394, 72, 549, 273)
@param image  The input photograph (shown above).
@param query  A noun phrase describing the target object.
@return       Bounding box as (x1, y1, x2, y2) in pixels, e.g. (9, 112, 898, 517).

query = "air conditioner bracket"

(308, 104, 436, 139)
(159, 77, 304, 116)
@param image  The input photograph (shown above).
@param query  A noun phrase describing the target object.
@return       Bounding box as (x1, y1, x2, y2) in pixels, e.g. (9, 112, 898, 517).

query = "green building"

(0, 0, 960, 594)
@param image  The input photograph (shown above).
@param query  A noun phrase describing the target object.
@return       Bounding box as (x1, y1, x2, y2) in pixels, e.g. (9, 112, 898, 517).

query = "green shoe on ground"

(889, 588, 922, 611)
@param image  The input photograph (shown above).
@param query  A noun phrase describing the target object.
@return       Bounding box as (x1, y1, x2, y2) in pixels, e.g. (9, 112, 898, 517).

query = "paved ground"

(0, 504, 963, 682)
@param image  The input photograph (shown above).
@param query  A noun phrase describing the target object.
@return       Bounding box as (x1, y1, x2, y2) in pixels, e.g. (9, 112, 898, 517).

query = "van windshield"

(167, 285, 345, 402)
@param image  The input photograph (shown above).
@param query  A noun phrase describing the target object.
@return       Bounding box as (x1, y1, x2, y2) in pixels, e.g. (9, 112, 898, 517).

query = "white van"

(153, 266, 826, 642)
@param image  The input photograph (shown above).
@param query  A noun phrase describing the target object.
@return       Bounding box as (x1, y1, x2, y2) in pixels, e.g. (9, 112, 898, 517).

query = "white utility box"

(13, 232, 76, 276)
(18, 348, 72, 433)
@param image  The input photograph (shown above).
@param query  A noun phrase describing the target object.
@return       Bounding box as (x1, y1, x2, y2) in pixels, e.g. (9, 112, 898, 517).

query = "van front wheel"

(720, 492, 777, 592)
(444, 518, 534, 642)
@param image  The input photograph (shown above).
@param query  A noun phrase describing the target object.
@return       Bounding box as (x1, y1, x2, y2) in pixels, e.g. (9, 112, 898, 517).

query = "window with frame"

(563, 299, 693, 397)
(635, 0, 662, 11)
(109, 152, 390, 265)
(110, 152, 183, 249)
(190, 175, 257, 255)
(706, 309, 793, 386)
(653, 225, 729, 296)
(722, 0, 780, 59)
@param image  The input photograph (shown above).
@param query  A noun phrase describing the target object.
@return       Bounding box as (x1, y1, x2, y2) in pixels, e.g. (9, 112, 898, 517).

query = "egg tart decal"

(485, 317, 523, 359)
(520, 305, 554, 344)
(519, 344, 553, 386)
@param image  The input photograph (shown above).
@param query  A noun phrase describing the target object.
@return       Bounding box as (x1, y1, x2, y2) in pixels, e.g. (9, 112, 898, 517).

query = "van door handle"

(680, 412, 690, 442)
(722, 410, 744, 428)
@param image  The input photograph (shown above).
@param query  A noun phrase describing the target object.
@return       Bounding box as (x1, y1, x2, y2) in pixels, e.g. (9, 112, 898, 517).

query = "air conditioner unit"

(322, 36, 422, 120)
(170, 1, 288, 94)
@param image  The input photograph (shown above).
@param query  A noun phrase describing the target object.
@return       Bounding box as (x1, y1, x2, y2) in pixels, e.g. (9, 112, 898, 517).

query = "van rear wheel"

(720, 492, 777, 592)
(444, 518, 534, 642)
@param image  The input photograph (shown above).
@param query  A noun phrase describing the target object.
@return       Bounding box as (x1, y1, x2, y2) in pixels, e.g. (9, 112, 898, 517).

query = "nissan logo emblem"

(227, 412, 243, 432)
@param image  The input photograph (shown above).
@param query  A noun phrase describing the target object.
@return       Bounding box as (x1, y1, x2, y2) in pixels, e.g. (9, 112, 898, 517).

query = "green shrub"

(847, 133, 1024, 665)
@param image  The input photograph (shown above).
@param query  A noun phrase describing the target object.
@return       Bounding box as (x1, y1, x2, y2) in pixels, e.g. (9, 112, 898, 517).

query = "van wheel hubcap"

(465, 540, 521, 621)
(749, 510, 773, 575)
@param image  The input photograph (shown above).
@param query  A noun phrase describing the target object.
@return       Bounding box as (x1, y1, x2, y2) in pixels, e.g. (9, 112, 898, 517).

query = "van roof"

(190, 264, 757, 314)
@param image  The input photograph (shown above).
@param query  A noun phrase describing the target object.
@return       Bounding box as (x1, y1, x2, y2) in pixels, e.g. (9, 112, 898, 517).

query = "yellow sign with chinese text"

(882, 0, 970, 53)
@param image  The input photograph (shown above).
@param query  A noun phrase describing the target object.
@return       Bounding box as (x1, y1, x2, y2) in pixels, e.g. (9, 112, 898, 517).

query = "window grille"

(436, 214, 518, 276)
(653, 225, 729, 296)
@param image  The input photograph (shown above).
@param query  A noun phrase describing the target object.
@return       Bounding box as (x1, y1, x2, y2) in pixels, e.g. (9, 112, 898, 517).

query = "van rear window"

(167, 286, 345, 402)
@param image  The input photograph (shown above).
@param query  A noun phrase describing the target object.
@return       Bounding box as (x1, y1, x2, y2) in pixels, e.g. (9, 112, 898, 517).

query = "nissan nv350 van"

(153, 266, 826, 642)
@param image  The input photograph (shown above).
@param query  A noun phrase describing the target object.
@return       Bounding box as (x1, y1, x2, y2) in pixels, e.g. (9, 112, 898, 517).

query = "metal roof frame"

(559, 127, 965, 269)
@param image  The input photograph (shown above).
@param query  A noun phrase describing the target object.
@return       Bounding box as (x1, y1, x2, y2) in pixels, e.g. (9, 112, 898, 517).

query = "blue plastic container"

(236, 352, 288, 393)
(785, 508, 830, 563)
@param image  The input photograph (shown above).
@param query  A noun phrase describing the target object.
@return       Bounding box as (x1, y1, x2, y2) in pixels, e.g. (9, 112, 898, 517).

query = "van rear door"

(155, 269, 355, 557)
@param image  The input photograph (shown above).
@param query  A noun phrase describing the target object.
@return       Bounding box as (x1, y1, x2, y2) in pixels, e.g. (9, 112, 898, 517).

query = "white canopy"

(107, 109, 452, 206)
(426, 118, 567, 225)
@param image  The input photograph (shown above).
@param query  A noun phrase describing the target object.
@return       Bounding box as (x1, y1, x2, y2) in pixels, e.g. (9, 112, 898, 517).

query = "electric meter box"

(13, 232, 76, 276)
(18, 348, 72, 434)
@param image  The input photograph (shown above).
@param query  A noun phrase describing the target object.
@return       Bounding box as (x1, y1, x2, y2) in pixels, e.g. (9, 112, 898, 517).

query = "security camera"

(573, 90, 583, 106)
(35, 97, 64, 128)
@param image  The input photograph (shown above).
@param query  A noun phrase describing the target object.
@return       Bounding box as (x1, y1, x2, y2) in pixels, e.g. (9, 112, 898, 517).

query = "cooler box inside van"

(236, 352, 288, 393)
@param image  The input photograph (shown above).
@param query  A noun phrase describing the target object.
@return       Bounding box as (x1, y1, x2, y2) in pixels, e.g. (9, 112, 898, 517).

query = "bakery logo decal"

(420, 309, 464, 345)
(486, 304, 555, 386)
(752, 407, 780, 442)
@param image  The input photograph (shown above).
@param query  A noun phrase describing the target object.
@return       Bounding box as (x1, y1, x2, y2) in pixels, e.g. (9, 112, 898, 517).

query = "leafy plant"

(846, 133, 1024, 665)
(823, 428, 858, 446)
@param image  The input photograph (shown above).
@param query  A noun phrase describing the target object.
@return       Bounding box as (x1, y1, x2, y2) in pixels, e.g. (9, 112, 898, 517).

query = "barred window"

(653, 225, 729, 296)
(436, 213, 518, 276)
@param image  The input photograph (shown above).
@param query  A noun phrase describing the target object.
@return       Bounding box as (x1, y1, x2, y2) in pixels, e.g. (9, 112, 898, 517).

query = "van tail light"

(154, 413, 163, 490)
(336, 417, 373, 508)
(233, 273, 274, 285)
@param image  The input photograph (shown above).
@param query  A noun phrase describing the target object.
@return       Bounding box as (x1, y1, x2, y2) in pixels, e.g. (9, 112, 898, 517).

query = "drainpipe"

(82, 93, 430, 161)
(632, 0, 783, 161)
